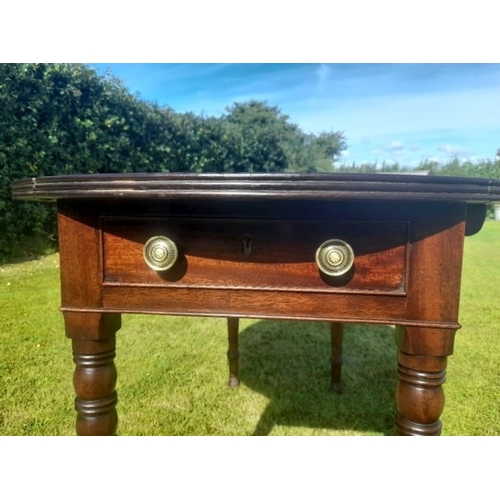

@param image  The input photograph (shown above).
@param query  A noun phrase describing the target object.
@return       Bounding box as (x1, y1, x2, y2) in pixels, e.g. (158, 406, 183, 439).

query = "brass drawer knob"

(143, 236, 178, 271)
(315, 239, 354, 276)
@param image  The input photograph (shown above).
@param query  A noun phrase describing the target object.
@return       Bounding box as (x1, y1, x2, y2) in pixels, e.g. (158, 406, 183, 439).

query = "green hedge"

(0, 64, 346, 261)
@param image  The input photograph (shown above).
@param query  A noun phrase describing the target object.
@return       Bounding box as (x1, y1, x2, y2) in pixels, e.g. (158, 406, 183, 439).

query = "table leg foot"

(227, 317, 240, 388)
(394, 326, 455, 436)
(330, 322, 344, 394)
(395, 354, 446, 436)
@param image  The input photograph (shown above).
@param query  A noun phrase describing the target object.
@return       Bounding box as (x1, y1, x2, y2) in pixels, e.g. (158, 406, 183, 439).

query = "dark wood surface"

(11, 172, 500, 202)
(102, 217, 408, 294)
(11, 173, 500, 435)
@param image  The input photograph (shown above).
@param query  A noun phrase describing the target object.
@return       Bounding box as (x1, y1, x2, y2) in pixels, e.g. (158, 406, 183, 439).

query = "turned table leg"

(394, 326, 456, 436)
(330, 322, 344, 393)
(227, 317, 240, 388)
(64, 312, 121, 436)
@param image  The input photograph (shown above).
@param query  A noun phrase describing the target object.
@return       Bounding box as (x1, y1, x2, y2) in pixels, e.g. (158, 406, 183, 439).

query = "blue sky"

(91, 63, 500, 168)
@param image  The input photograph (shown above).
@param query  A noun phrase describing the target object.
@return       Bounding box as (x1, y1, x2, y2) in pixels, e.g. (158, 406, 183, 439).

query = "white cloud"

(386, 140, 404, 151)
(371, 140, 407, 155)
(437, 144, 471, 157)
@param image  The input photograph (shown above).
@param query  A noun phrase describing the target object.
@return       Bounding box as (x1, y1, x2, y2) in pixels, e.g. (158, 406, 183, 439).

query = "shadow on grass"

(237, 320, 398, 436)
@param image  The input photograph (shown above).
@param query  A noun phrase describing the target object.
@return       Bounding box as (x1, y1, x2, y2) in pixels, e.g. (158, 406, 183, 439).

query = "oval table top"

(11, 172, 500, 203)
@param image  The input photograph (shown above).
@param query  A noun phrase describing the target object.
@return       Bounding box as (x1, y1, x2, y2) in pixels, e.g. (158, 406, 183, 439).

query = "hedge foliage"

(0, 64, 346, 261)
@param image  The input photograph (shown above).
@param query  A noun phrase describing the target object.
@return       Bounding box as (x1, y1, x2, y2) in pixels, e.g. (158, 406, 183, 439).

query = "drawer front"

(102, 217, 409, 295)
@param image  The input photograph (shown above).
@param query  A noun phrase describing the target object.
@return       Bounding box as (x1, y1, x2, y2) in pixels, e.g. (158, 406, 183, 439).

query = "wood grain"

(102, 217, 408, 295)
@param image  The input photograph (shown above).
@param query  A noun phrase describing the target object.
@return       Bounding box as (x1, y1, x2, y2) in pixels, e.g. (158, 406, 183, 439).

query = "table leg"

(64, 312, 121, 436)
(330, 322, 344, 394)
(394, 326, 456, 436)
(227, 317, 239, 388)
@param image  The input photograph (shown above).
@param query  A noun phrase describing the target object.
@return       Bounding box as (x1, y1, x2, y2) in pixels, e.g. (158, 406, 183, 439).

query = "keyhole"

(242, 236, 252, 255)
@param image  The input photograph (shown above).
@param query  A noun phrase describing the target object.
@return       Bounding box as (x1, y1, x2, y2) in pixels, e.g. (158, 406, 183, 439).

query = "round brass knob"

(315, 239, 354, 276)
(143, 236, 178, 271)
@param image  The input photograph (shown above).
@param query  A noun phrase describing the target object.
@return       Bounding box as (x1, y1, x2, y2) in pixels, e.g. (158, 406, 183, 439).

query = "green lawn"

(1, 222, 499, 436)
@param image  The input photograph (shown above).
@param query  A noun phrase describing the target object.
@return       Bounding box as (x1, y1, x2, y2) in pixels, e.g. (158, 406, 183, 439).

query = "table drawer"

(102, 217, 409, 295)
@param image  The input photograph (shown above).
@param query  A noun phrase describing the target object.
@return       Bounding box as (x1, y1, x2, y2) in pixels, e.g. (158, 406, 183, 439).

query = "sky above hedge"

(92, 63, 500, 168)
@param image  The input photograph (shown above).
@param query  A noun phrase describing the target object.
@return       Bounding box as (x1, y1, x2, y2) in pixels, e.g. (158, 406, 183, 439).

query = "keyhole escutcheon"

(242, 236, 252, 255)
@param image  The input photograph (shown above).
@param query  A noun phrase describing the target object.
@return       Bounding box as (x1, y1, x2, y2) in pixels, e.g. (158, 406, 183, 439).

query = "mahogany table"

(12, 173, 500, 435)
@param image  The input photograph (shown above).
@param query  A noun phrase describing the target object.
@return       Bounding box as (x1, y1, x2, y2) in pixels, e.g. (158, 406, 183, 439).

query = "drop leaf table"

(12, 173, 500, 435)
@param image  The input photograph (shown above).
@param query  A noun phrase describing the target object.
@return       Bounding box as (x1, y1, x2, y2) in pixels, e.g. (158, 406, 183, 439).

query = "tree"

(222, 100, 347, 173)
(221, 101, 293, 172)
(296, 132, 348, 173)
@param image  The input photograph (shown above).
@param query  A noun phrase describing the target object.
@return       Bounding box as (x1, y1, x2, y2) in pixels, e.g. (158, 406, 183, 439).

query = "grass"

(1, 222, 499, 436)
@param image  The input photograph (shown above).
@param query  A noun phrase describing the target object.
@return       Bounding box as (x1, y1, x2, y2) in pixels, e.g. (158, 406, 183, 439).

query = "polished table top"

(11, 172, 500, 202)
